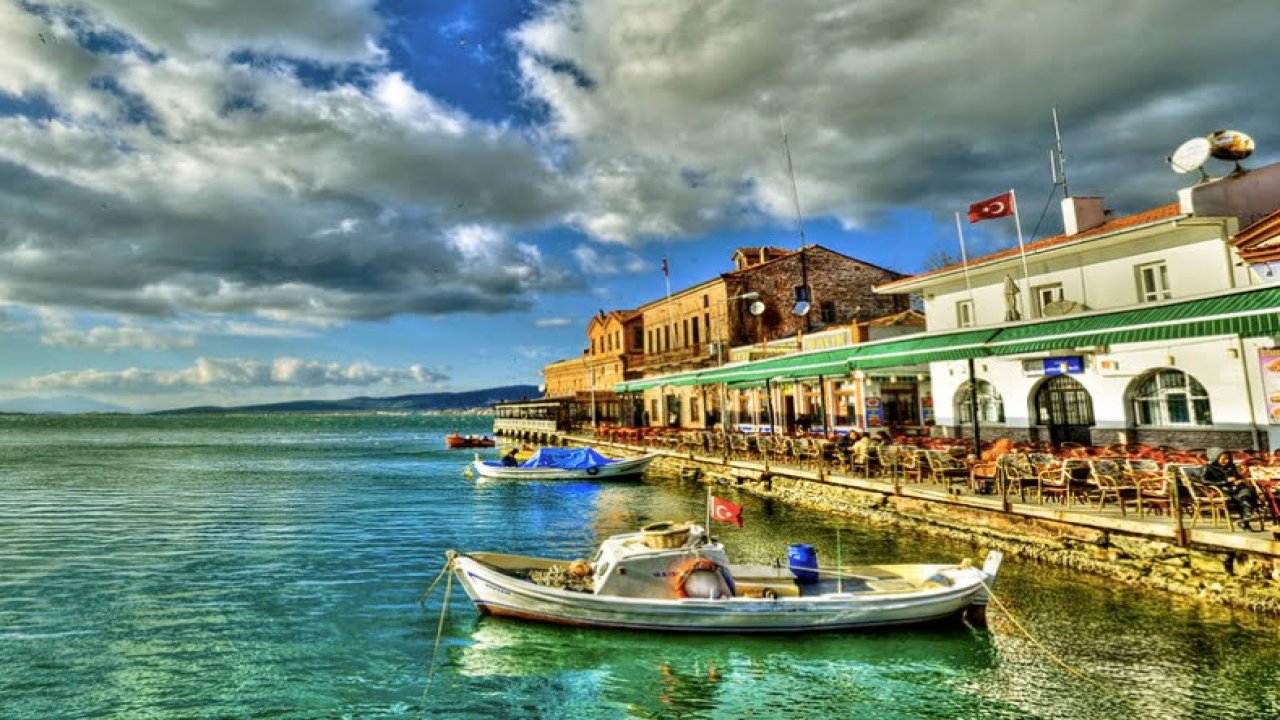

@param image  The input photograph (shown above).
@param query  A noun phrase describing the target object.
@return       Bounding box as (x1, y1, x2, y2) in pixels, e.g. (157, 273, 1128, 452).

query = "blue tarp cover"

(520, 447, 614, 469)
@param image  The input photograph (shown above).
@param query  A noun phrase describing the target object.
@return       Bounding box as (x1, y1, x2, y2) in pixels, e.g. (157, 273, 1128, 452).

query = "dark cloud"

(517, 0, 1280, 242)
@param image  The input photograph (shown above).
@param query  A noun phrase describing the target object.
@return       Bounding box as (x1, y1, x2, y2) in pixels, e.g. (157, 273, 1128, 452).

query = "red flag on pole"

(710, 495, 743, 527)
(968, 192, 1014, 223)
(661, 257, 669, 277)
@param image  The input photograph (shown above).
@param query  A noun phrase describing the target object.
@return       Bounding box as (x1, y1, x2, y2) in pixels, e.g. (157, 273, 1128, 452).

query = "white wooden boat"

(472, 447, 657, 481)
(447, 522, 1003, 633)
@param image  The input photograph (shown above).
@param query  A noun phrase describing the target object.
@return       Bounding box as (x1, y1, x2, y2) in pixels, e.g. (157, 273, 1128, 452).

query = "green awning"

(986, 286, 1280, 355)
(846, 328, 997, 370)
(613, 287, 1280, 392)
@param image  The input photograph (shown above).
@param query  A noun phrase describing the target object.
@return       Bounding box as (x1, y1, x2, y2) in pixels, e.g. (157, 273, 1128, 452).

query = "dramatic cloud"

(16, 356, 448, 393)
(41, 324, 197, 352)
(0, 1, 578, 326)
(516, 0, 1280, 242)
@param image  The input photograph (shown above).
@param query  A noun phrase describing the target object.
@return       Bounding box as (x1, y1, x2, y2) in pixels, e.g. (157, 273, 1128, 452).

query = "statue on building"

(1003, 274, 1021, 321)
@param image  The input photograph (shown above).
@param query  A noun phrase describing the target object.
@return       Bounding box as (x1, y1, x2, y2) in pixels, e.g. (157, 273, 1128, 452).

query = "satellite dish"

(1168, 137, 1211, 174)
(792, 301, 811, 316)
(748, 301, 766, 316)
(1208, 129, 1255, 161)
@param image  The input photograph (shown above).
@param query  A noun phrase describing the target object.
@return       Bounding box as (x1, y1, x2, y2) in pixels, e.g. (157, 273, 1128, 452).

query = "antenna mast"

(1052, 107, 1070, 198)
(780, 117, 807, 248)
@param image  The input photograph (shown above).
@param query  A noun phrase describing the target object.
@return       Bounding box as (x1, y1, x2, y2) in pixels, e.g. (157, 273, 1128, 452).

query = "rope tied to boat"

(979, 578, 1103, 689)
(418, 552, 457, 713)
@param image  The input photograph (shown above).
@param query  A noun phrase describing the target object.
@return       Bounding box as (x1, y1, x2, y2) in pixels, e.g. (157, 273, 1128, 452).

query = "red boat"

(446, 433, 495, 449)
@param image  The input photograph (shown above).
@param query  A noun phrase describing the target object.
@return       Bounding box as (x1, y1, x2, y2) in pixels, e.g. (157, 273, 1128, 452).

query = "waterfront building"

(631, 245, 907, 429)
(874, 163, 1280, 449)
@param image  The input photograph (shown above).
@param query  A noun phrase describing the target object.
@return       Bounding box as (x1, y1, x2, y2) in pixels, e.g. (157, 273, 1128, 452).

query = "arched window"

(955, 380, 1005, 424)
(1129, 369, 1212, 426)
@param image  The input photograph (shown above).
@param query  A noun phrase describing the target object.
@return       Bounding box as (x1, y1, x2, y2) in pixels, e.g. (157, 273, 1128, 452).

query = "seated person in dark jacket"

(1203, 450, 1259, 527)
(500, 448, 520, 467)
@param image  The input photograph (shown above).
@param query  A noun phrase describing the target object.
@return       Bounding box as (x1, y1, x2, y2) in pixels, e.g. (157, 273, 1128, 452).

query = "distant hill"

(151, 385, 540, 415)
(0, 395, 135, 414)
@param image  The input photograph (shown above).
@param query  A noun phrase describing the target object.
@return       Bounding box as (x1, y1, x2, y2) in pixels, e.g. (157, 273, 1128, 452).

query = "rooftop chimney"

(1061, 196, 1106, 235)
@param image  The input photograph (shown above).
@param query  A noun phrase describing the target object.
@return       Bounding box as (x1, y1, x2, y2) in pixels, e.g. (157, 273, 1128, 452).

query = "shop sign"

(1042, 356, 1084, 376)
(1258, 348, 1280, 424)
(921, 395, 935, 424)
(865, 396, 884, 427)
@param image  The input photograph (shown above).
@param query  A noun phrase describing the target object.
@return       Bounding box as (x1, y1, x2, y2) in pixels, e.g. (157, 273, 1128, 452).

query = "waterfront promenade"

(566, 430, 1280, 614)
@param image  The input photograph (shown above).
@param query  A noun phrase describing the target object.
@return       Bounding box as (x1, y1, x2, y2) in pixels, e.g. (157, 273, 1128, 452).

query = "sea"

(1, 413, 1277, 719)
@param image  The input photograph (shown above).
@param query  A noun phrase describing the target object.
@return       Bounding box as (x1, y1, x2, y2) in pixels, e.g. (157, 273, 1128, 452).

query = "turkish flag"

(711, 495, 743, 527)
(968, 192, 1014, 223)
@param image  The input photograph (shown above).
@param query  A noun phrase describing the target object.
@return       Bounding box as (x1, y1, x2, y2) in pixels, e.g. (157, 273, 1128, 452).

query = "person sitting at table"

(850, 432, 874, 464)
(835, 431, 857, 452)
(1203, 450, 1260, 530)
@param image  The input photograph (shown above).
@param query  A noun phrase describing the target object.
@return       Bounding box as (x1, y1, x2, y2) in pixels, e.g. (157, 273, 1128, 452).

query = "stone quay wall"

(593, 441, 1280, 615)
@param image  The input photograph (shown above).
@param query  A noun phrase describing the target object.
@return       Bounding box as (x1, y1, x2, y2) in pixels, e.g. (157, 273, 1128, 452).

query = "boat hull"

(471, 454, 657, 481)
(446, 435, 495, 449)
(450, 552, 1000, 633)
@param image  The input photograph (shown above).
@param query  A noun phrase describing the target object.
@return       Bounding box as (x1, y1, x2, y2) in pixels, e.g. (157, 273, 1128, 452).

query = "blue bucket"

(787, 544, 819, 584)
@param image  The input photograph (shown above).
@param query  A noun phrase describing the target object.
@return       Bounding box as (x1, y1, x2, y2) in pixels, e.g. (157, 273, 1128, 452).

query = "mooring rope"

(417, 561, 452, 608)
(980, 578, 1102, 688)
(417, 554, 457, 716)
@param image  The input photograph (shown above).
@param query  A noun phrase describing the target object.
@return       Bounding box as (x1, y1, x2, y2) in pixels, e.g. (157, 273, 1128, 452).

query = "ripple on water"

(1, 414, 1279, 719)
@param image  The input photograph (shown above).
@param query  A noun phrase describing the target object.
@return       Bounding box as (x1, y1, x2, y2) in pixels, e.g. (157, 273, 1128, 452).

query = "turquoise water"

(1, 414, 1278, 719)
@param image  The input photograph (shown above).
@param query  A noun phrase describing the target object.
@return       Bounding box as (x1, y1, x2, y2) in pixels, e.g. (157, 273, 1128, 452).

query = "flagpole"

(706, 485, 712, 533)
(954, 212, 977, 309)
(1009, 188, 1032, 319)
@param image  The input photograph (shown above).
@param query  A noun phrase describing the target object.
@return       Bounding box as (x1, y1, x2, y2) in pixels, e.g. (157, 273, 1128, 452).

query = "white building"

(875, 164, 1280, 450)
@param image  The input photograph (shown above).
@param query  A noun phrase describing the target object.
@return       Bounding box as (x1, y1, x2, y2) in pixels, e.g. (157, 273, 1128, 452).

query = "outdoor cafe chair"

(1087, 458, 1139, 516)
(922, 450, 971, 493)
(1038, 458, 1090, 506)
(1175, 465, 1231, 529)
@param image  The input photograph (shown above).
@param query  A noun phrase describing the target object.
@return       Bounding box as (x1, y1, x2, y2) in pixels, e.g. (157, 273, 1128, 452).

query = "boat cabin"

(590, 522, 733, 599)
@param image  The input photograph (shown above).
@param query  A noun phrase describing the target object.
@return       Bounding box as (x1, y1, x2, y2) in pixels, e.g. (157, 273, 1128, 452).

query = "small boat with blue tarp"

(471, 447, 657, 481)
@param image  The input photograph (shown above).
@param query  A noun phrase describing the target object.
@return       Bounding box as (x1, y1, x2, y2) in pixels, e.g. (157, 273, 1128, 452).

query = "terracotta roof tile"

(877, 203, 1184, 290)
(1233, 208, 1280, 263)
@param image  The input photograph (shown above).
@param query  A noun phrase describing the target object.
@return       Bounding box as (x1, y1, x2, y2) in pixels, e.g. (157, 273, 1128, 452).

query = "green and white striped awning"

(613, 286, 1280, 392)
(985, 286, 1280, 355)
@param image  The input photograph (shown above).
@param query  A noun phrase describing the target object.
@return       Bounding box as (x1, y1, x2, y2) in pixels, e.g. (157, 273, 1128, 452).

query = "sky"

(2, 0, 1279, 411)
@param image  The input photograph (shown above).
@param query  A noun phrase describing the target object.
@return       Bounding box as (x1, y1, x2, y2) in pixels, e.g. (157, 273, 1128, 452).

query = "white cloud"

(16, 356, 448, 393)
(41, 325, 197, 352)
(533, 317, 574, 328)
(570, 245, 650, 275)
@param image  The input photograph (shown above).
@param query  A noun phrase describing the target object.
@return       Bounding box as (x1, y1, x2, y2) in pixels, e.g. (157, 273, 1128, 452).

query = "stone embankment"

(583, 438, 1280, 616)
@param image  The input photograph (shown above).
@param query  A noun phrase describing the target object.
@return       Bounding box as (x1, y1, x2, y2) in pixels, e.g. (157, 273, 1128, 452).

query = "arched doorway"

(1034, 375, 1095, 445)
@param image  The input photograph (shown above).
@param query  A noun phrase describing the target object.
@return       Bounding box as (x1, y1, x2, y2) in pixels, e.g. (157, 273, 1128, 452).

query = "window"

(691, 319, 700, 346)
(956, 300, 975, 327)
(683, 319, 690, 347)
(633, 327, 643, 351)
(955, 380, 1004, 424)
(663, 326, 670, 350)
(702, 294, 709, 308)
(1136, 262, 1171, 302)
(1033, 283, 1064, 317)
(820, 301, 837, 323)
(1130, 369, 1211, 426)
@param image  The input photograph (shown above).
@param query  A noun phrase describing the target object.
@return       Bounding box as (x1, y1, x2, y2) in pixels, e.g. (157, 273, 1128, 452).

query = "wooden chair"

(876, 445, 901, 481)
(1038, 458, 1090, 505)
(923, 450, 971, 492)
(794, 437, 823, 470)
(898, 447, 924, 484)
(1176, 465, 1231, 529)
(1087, 459, 1138, 516)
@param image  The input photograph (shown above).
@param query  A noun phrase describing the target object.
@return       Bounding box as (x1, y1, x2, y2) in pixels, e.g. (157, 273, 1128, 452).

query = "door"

(881, 388, 919, 426)
(1035, 375, 1094, 445)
